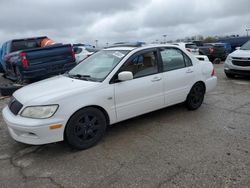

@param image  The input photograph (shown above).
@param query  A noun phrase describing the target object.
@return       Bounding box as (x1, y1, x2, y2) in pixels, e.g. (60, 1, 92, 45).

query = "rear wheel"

(213, 58, 221, 64)
(65, 107, 107, 150)
(185, 82, 205, 110)
(15, 67, 24, 84)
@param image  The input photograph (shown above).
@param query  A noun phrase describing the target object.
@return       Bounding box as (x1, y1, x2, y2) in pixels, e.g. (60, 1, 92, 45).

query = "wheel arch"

(65, 105, 110, 128)
(63, 105, 110, 140)
(189, 81, 206, 94)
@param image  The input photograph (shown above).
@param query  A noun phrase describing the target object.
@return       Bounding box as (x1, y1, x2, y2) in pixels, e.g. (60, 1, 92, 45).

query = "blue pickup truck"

(0, 48, 3, 73)
(0, 36, 76, 82)
(192, 41, 227, 62)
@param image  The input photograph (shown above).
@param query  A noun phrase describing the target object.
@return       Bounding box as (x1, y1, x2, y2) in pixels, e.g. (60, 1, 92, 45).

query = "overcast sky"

(0, 0, 250, 46)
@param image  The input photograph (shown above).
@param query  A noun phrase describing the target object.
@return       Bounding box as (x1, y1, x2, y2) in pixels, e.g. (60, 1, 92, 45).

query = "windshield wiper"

(68, 74, 91, 80)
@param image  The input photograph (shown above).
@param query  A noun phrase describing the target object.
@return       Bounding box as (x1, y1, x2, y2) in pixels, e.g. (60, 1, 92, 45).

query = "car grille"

(232, 58, 250, 67)
(8, 97, 23, 115)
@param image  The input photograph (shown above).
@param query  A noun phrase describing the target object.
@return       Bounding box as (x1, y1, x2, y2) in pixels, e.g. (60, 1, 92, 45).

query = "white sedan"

(73, 46, 95, 63)
(174, 42, 200, 55)
(2, 44, 217, 150)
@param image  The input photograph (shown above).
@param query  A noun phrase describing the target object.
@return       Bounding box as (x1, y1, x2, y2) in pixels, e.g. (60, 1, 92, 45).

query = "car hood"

(231, 49, 250, 57)
(13, 75, 100, 105)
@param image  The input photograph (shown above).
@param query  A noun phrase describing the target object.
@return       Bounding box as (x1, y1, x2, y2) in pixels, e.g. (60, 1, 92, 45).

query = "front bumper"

(2, 107, 65, 145)
(224, 60, 250, 76)
(224, 69, 250, 76)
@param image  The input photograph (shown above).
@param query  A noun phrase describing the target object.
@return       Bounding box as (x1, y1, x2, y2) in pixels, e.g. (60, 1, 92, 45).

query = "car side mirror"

(235, 47, 241, 50)
(118, 71, 133, 81)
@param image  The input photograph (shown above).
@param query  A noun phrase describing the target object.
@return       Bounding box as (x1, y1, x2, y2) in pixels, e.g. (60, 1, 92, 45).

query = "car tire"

(15, 67, 29, 84)
(213, 58, 221, 64)
(15, 67, 23, 83)
(185, 82, 205, 110)
(225, 73, 235, 79)
(65, 107, 107, 150)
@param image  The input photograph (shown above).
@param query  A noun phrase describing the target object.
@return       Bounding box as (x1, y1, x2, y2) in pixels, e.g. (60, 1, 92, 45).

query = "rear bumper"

(22, 62, 76, 79)
(205, 76, 217, 93)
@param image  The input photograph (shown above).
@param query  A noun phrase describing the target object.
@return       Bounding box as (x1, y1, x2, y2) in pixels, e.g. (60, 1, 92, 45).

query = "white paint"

(2, 44, 217, 145)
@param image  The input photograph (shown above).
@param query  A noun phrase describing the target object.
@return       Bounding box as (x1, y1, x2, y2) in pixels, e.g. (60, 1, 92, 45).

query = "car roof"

(104, 44, 180, 51)
(104, 46, 136, 51)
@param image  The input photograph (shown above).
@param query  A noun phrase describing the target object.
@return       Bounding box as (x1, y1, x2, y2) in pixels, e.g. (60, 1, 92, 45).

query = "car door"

(113, 49, 165, 122)
(159, 47, 195, 106)
(1, 42, 7, 71)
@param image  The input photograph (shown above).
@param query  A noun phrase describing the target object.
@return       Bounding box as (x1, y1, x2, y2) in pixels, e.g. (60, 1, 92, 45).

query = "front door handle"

(151, 77, 162, 82)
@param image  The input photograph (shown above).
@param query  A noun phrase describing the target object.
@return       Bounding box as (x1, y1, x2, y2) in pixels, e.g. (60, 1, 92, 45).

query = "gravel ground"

(0, 63, 249, 188)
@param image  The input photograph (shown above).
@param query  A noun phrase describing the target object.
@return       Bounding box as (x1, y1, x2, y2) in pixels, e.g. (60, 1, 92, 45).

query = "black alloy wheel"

(65, 107, 107, 150)
(186, 82, 205, 110)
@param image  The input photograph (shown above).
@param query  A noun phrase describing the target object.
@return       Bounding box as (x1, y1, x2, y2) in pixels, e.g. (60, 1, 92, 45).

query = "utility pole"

(246, 28, 250, 36)
(95, 40, 98, 48)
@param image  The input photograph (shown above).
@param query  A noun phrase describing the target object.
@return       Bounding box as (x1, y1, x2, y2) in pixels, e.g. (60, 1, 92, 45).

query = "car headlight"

(226, 55, 232, 62)
(21, 105, 59, 119)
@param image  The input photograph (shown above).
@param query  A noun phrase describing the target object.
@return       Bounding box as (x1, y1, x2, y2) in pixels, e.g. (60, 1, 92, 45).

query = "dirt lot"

(0, 64, 249, 188)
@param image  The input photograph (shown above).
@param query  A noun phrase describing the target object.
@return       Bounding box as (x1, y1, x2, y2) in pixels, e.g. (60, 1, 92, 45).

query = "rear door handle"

(186, 69, 194, 73)
(151, 77, 162, 82)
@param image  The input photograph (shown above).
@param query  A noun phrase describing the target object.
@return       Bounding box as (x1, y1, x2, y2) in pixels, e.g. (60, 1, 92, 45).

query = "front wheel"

(65, 107, 107, 150)
(185, 82, 205, 110)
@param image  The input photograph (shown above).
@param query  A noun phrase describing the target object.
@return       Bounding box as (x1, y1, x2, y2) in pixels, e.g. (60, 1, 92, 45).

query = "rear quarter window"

(160, 48, 186, 71)
(183, 53, 192, 67)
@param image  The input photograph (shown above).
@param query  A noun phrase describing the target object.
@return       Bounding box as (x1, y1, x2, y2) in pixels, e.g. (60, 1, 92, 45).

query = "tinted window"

(11, 40, 40, 52)
(160, 48, 186, 71)
(121, 51, 158, 78)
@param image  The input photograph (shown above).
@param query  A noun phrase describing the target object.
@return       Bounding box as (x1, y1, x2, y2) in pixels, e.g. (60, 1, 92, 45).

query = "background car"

(173, 42, 199, 55)
(193, 41, 227, 62)
(224, 40, 250, 78)
(0, 47, 3, 73)
(173, 42, 200, 55)
(73, 46, 96, 63)
(0, 36, 76, 83)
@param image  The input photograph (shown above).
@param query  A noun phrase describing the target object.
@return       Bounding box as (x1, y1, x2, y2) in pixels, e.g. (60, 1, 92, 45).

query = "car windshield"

(68, 50, 129, 82)
(240, 41, 250, 50)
